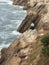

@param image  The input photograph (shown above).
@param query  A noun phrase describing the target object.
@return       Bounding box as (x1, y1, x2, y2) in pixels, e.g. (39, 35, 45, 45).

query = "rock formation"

(13, 0, 49, 7)
(13, 0, 29, 6)
(0, 0, 49, 65)
(17, 1, 49, 33)
(0, 29, 49, 65)
(17, 3, 46, 33)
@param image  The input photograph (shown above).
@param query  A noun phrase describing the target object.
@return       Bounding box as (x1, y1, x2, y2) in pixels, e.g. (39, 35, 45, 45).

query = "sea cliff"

(0, 0, 49, 65)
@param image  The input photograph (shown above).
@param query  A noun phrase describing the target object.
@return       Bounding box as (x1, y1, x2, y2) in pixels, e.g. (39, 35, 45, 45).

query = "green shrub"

(42, 46, 49, 56)
(41, 34, 49, 56)
(41, 34, 49, 46)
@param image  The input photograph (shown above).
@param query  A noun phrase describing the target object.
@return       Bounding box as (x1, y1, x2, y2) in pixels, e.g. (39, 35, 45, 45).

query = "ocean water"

(0, 0, 27, 51)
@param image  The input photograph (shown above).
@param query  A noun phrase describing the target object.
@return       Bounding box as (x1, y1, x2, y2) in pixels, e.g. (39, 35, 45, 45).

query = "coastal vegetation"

(41, 34, 49, 56)
(42, 46, 49, 56)
(41, 34, 49, 46)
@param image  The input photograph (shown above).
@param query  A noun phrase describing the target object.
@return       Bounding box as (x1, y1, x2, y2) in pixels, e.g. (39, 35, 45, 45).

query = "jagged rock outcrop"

(13, 0, 29, 6)
(36, 3, 49, 30)
(13, 0, 49, 33)
(17, 1, 49, 33)
(13, 0, 49, 7)
(17, 3, 47, 33)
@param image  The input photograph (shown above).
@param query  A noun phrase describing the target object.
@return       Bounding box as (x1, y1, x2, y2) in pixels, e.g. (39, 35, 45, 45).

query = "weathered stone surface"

(0, 48, 7, 64)
(19, 29, 38, 49)
(18, 47, 32, 57)
(13, 0, 29, 6)
(0, 1, 49, 65)
(43, 22, 49, 30)
(21, 29, 38, 42)
(0, 28, 49, 65)
(36, 3, 49, 30)
(6, 56, 21, 65)
(13, 0, 49, 7)
(17, 3, 46, 33)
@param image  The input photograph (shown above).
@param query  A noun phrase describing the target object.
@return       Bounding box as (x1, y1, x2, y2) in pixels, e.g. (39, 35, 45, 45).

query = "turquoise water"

(0, 0, 27, 51)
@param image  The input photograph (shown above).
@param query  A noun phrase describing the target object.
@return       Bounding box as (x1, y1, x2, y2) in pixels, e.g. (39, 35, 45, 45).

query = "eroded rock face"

(13, 0, 49, 7)
(20, 29, 38, 42)
(6, 56, 21, 65)
(36, 3, 49, 30)
(0, 29, 40, 65)
(13, 0, 29, 6)
(0, 28, 49, 65)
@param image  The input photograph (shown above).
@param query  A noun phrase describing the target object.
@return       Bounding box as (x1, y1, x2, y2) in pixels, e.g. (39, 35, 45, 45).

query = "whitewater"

(0, 0, 27, 51)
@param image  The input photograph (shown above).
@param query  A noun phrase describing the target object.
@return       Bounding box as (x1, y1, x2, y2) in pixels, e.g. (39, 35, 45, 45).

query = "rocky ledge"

(13, 0, 49, 9)
(0, 28, 49, 65)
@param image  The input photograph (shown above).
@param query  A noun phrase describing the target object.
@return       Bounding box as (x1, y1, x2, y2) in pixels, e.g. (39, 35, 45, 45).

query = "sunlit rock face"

(20, 29, 38, 43)
(36, 3, 49, 30)
(29, 0, 49, 7)
(13, 0, 49, 7)
(0, 29, 38, 65)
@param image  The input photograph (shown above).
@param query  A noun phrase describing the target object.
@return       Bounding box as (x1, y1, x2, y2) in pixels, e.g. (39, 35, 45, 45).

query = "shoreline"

(0, 0, 49, 65)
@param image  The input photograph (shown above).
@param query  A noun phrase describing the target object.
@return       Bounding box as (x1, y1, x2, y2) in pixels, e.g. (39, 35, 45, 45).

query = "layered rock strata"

(17, 3, 46, 33)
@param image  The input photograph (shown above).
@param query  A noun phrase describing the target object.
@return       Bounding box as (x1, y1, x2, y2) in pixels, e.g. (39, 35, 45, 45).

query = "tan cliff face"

(36, 3, 49, 30)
